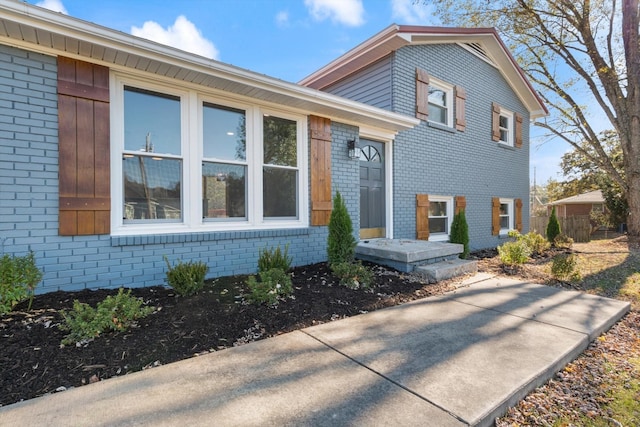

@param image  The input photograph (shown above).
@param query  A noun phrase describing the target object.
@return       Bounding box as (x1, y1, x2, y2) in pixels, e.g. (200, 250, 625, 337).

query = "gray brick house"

(0, 3, 417, 293)
(0, 3, 544, 294)
(301, 25, 547, 250)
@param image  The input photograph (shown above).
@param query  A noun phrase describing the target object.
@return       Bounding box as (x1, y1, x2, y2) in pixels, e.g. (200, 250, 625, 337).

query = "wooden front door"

(359, 139, 385, 239)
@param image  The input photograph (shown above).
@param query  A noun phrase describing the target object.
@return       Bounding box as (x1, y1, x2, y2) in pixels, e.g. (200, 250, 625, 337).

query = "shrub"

(519, 231, 550, 255)
(450, 209, 469, 259)
(246, 268, 293, 306)
(61, 288, 154, 345)
(551, 254, 581, 281)
(327, 191, 356, 265)
(497, 240, 531, 266)
(554, 233, 574, 249)
(257, 244, 292, 273)
(546, 206, 561, 243)
(330, 261, 373, 290)
(164, 256, 209, 296)
(0, 251, 43, 314)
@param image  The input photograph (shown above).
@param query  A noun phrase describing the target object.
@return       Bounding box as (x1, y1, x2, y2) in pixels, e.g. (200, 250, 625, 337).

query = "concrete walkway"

(0, 275, 629, 427)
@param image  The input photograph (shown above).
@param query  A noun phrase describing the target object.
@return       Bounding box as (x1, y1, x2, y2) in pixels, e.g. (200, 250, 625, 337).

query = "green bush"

(330, 261, 373, 290)
(517, 231, 550, 255)
(0, 251, 43, 314)
(257, 244, 292, 273)
(546, 206, 561, 243)
(554, 234, 574, 249)
(327, 191, 356, 265)
(61, 288, 154, 345)
(498, 240, 531, 266)
(246, 268, 293, 306)
(551, 254, 581, 281)
(450, 209, 469, 259)
(164, 256, 209, 296)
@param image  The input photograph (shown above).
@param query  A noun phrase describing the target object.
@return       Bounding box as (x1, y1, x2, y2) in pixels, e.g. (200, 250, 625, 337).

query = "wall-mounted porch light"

(347, 139, 359, 160)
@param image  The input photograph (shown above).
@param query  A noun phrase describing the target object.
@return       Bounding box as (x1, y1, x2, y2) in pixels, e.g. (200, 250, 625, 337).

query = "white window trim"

(499, 198, 514, 235)
(428, 195, 454, 242)
(110, 74, 308, 236)
(498, 107, 514, 146)
(428, 77, 454, 128)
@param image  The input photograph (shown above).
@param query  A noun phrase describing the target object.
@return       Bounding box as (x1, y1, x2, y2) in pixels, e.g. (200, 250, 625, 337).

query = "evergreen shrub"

(327, 191, 356, 265)
(450, 209, 469, 259)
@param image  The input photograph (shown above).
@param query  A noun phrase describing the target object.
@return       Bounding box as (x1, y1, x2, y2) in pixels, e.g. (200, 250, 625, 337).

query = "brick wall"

(0, 44, 357, 294)
(391, 44, 530, 250)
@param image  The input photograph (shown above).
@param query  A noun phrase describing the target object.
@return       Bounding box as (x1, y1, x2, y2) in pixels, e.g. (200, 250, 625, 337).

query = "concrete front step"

(414, 258, 478, 283)
(356, 239, 463, 273)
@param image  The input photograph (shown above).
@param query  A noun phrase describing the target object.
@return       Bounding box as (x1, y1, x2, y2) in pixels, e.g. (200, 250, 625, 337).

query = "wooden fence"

(529, 215, 592, 243)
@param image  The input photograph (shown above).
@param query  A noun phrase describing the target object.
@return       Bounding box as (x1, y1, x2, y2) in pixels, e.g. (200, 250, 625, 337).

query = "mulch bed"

(1, 261, 456, 407)
(2, 256, 638, 426)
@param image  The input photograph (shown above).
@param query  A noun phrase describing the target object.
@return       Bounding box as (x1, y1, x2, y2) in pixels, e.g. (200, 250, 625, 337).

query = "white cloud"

(304, 0, 365, 27)
(275, 10, 289, 27)
(131, 16, 219, 60)
(35, 0, 68, 14)
(391, 0, 437, 25)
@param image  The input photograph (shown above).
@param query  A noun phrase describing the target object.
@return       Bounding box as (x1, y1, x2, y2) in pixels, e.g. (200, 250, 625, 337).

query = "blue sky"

(32, 0, 568, 185)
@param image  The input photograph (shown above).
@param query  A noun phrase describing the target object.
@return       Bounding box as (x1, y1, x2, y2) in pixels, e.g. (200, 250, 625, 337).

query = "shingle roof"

(550, 190, 604, 205)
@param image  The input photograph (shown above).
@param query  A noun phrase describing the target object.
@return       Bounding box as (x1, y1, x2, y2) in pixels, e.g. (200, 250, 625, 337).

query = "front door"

(359, 139, 385, 239)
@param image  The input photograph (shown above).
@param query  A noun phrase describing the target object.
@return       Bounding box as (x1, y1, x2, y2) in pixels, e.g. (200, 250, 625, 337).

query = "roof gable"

(299, 24, 548, 119)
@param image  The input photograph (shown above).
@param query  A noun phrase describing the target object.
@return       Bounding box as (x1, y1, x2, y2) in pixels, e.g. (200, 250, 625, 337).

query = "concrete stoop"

(414, 258, 478, 283)
(355, 238, 477, 282)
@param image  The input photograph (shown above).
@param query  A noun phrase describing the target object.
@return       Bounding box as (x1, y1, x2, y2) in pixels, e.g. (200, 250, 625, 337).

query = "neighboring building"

(0, 2, 418, 293)
(548, 190, 606, 218)
(301, 25, 547, 248)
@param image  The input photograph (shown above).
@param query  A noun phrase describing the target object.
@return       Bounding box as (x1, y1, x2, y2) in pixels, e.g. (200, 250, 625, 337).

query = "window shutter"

(515, 198, 523, 231)
(415, 68, 430, 121)
(492, 197, 501, 235)
(455, 86, 466, 131)
(310, 115, 332, 226)
(491, 103, 501, 142)
(455, 195, 466, 215)
(58, 57, 110, 236)
(514, 113, 523, 148)
(416, 194, 430, 240)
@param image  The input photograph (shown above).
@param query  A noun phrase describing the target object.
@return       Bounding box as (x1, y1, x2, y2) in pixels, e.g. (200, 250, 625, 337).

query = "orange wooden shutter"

(416, 194, 430, 240)
(310, 115, 332, 226)
(455, 196, 466, 215)
(514, 113, 523, 148)
(491, 103, 501, 142)
(415, 68, 430, 121)
(455, 86, 466, 131)
(58, 57, 110, 236)
(515, 198, 523, 231)
(491, 197, 501, 235)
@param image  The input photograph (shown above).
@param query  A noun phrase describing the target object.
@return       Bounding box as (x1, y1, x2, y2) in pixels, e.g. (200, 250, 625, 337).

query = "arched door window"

(359, 145, 381, 162)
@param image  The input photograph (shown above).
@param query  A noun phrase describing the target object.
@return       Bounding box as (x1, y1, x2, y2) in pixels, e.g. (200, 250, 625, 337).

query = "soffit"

(0, 1, 418, 133)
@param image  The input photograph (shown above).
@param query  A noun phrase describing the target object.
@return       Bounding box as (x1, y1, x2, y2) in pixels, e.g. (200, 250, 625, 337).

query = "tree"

(327, 192, 356, 265)
(450, 209, 470, 259)
(546, 206, 561, 243)
(424, 0, 640, 247)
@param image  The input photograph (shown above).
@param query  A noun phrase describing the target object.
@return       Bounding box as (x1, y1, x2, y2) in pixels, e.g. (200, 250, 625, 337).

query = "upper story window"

(113, 76, 307, 235)
(428, 195, 454, 241)
(498, 108, 514, 146)
(428, 79, 454, 127)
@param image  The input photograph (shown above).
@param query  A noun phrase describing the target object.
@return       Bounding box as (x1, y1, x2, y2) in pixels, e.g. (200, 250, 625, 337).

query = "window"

(492, 103, 515, 146)
(202, 103, 247, 220)
(113, 77, 307, 235)
(591, 203, 604, 213)
(499, 198, 514, 234)
(428, 196, 453, 241)
(498, 108, 513, 145)
(428, 78, 454, 127)
(123, 87, 182, 221)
